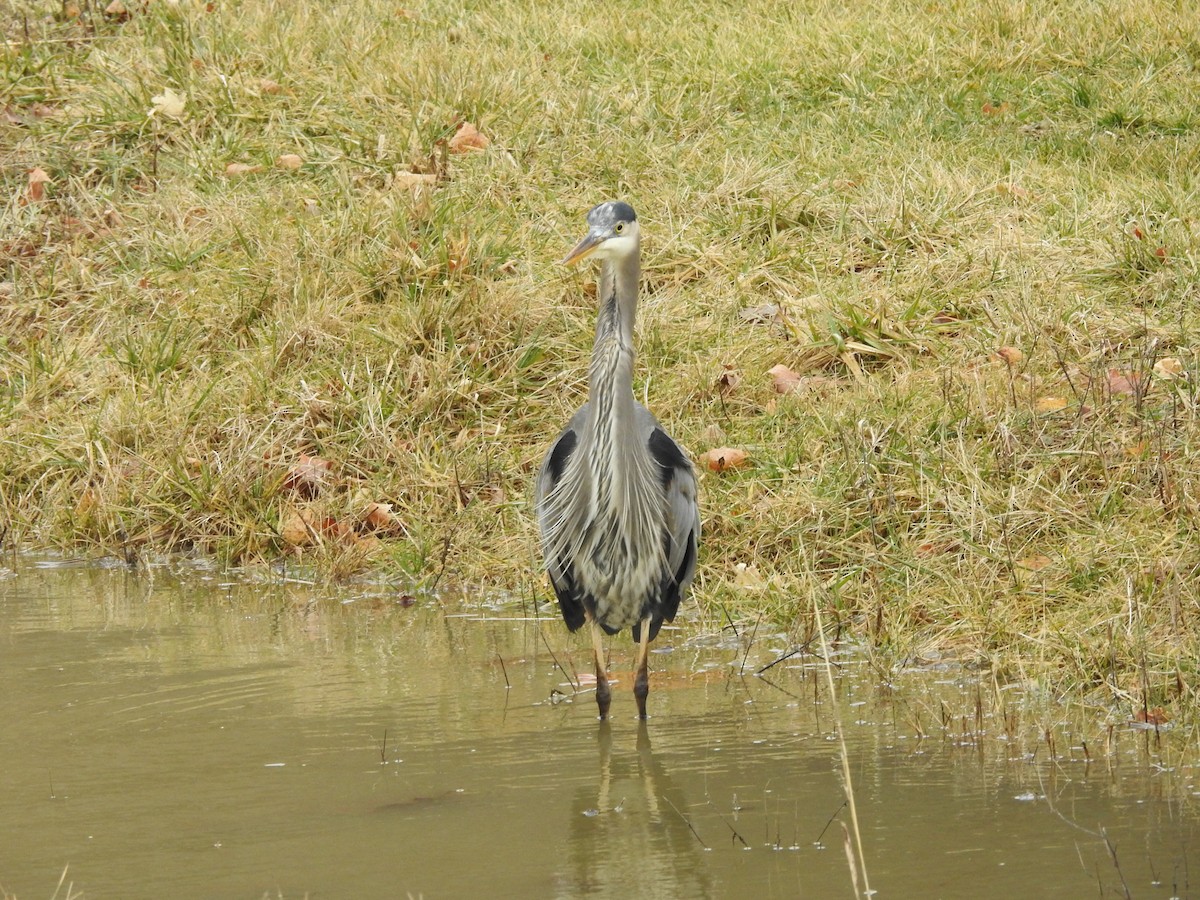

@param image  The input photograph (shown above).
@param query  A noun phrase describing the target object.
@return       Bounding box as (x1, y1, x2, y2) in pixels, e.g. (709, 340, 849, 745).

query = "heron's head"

(562, 201, 639, 266)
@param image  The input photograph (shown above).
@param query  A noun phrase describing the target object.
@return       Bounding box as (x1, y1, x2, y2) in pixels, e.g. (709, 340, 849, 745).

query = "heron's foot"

(595, 677, 612, 720)
(634, 670, 650, 719)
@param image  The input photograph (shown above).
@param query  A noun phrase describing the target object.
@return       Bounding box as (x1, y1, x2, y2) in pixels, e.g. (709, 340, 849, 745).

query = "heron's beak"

(561, 231, 603, 266)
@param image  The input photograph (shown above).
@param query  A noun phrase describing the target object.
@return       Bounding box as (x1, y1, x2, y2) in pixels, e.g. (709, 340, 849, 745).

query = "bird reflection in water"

(558, 722, 713, 898)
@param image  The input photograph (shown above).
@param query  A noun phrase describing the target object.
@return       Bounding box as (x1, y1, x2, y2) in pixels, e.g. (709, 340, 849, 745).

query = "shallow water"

(1, 558, 1196, 899)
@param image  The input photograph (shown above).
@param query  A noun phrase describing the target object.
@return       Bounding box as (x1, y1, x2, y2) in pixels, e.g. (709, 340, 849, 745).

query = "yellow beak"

(561, 231, 603, 266)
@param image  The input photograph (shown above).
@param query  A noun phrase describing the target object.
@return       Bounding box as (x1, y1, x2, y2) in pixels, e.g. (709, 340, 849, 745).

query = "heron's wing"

(534, 405, 590, 632)
(644, 418, 700, 634)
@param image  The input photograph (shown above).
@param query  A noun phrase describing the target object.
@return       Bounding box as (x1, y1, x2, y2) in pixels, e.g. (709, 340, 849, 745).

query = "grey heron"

(534, 201, 700, 720)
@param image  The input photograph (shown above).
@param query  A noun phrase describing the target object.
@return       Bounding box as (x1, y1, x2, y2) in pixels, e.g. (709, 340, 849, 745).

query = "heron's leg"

(634, 615, 652, 719)
(590, 618, 611, 720)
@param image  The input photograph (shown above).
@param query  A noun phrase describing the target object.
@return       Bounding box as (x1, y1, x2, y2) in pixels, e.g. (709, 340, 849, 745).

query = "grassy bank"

(3, 0, 1200, 713)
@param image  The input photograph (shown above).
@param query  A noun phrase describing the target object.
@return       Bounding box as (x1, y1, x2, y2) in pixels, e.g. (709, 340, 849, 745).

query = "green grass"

(3, 0, 1200, 717)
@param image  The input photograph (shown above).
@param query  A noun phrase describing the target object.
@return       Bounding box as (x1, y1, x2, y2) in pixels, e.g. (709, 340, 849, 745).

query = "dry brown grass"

(3, 0, 1200, 716)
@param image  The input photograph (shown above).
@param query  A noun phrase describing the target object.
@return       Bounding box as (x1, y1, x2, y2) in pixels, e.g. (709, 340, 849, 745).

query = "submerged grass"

(3, 0, 1200, 717)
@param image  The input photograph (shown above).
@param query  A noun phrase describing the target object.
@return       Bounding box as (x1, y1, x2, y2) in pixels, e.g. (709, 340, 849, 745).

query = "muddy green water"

(1, 558, 1196, 899)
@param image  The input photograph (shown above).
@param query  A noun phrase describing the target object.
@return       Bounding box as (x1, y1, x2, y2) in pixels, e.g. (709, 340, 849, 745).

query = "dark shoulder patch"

(647, 428, 689, 487)
(546, 428, 578, 484)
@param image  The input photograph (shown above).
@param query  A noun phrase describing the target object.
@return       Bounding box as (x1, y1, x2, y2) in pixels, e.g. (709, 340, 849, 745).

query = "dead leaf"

(259, 79, 283, 94)
(225, 162, 265, 176)
(148, 87, 186, 120)
(392, 171, 437, 218)
(361, 501, 403, 534)
(733, 562, 767, 590)
(717, 364, 741, 394)
(1034, 396, 1067, 413)
(1017, 554, 1053, 571)
(280, 507, 352, 546)
(1153, 357, 1185, 379)
(982, 100, 1011, 115)
(768, 363, 802, 394)
(393, 172, 438, 189)
(916, 540, 961, 557)
(446, 233, 470, 272)
(276, 153, 303, 170)
(698, 447, 750, 473)
(1154, 246, 1168, 260)
(75, 487, 99, 519)
(995, 346, 1023, 367)
(24, 167, 51, 204)
(1134, 707, 1169, 726)
(739, 303, 780, 324)
(1106, 369, 1141, 396)
(104, 0, 129, 19)
(281, 508, 321, 546)
(448, 121, 489, 153)
(282, 453, 333, 499)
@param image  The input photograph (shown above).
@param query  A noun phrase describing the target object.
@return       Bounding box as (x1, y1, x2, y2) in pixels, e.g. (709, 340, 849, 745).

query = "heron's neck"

(588, 249, 640, 412)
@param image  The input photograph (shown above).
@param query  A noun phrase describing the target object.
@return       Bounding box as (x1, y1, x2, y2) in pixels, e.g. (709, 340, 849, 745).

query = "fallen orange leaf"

(1017, 554, 1053, 571)
(1034, 396, 1067, 413)
(768, 363, 802, 394)
(283, 453, 333, 499)
(717, 364, 741, 394)
(1106, 369, 1140, 396)
(698, 447, 750, 473)
(1134, 707, 1169, 726)
(448, 121, 489, 153)
(995, 346, 1023, 367)
(1123, 441, 1148, 459)
(225, 162, 265, 176)
(24, 167, 51, 204)
(361, 501, 403, 534)
(276, 154, 303, 170)
(281, 507, 355, 547)
(281, 509, 317, 546)
(393, 172, 438, 188)
(916, 540, 961, 558)
(1153, 357, 1184, 379)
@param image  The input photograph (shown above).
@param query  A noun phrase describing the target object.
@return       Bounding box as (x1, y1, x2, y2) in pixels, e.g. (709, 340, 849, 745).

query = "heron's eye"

(614, 222, 625, 234)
